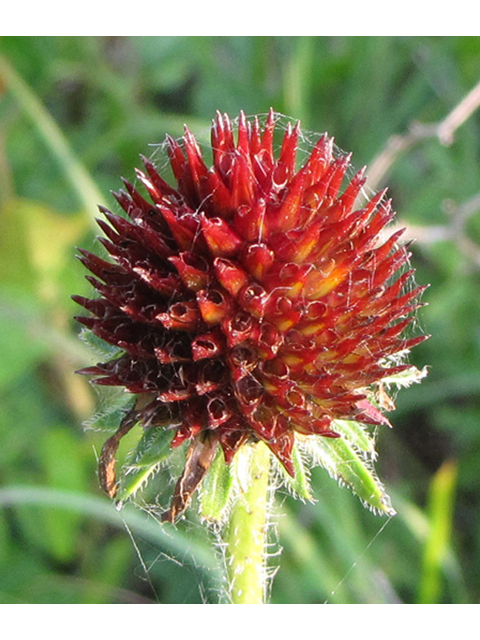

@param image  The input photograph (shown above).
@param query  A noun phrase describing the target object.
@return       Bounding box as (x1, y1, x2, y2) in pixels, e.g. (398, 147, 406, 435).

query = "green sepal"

(308, 424, 396, 516)
(79, 326, 121, 359)
(277, 438, 313, 501)
(115, 427, 175, 504)
(332, 419, 376, 455)
(85, 391, 134, 432)
(199, 448, 235, 524)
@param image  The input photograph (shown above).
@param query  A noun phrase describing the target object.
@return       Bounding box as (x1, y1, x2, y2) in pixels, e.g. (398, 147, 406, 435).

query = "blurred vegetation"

(0, 36, 479, 604)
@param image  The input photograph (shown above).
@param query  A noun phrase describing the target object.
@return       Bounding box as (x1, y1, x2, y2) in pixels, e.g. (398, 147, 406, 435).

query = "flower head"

(74, 110, 427, 522)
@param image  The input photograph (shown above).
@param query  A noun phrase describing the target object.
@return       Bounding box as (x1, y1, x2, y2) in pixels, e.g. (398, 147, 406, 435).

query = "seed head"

(74, 110, 428, 521)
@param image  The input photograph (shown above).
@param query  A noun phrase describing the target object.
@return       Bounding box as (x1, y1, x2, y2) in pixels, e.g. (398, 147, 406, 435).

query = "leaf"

(306, 424, 396, 516)
(418, 460, 458, 604)
(0, 485, 222, 577)
(115, 427, 175, 504)
(199, 449, 235, 523)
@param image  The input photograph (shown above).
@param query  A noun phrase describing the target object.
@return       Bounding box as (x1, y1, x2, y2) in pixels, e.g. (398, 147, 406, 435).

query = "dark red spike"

(166, 134, 187, 182)
(200, 214, 243, 258)
(299, 133, 333, 186)
(259, 108, 276, 160)
(277, 121, 300, 180)
(95, 217, 120, 244)
(213, 257, 249, 298)
(100, 209, 135, 238)
(206, 168, 233, 217)
(236, 111, 250, 156)
(168, 251, 210, 292)
(337, 166, 367, 214)
(401, 334, 431, 351)
(111, 189, 137, 218)
(233, 199, 267, 243)
(71, 295, 108, 317)
(77, 249, 127, 283)
(372, 245, 412, 288)
(157, 205, 199, 252)
(75, 365, 106, 376)
(326, 153, 352, 202)
(183, 126, 209, 186)
(249, 116, 262, 156)
(270, 171, 306, 233)
(140, 154, 180, 199)
(230, 149, 255, 208)
(212, 111, 235, 168)
(121, 178, 153, 213)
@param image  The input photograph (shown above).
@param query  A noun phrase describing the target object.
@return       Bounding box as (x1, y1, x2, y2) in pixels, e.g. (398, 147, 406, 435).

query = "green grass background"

(0, 36, 479, 604)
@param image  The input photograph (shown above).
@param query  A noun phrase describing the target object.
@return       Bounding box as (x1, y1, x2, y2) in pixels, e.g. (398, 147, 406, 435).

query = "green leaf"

(418, 460, 458, 604)
(115, 427, 175, 504)
(0, 485, 222, 580)
(307, 426, 396, 516)
(199, 449, 235, 523)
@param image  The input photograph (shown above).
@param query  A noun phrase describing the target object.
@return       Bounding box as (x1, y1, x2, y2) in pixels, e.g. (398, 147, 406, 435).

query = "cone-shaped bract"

(74, 110, 427, 521)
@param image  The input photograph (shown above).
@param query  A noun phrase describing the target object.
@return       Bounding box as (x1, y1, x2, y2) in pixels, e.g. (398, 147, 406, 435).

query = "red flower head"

(74, 110, 427, 522)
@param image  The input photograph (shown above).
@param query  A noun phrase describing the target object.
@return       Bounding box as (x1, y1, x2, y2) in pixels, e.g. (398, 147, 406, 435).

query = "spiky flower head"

(74, 110, 427, 522)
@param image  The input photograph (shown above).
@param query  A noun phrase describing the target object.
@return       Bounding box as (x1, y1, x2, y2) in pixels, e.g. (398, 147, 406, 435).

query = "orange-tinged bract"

(74, 110, 427, 522)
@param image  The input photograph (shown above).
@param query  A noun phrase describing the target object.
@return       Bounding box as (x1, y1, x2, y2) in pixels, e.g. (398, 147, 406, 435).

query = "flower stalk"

(226, 441, 272, 604)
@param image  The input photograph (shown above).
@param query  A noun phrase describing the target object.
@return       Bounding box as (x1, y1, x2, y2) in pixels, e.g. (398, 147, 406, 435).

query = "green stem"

(227, 441, 272, 604)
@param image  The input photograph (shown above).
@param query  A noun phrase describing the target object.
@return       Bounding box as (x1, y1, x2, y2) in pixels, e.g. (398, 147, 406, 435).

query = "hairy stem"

(226, 441, 272, 604)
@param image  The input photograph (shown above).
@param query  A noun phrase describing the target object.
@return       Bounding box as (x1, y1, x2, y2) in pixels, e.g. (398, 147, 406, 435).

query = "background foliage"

(0, 36, 479, 604)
